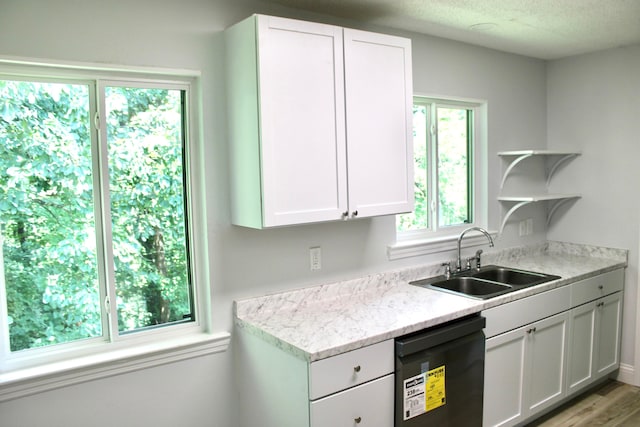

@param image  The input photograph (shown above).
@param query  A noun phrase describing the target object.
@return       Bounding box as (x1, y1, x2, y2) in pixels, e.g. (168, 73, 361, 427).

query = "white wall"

(0, 1, 550, 426)
(546, 45, 640, 381)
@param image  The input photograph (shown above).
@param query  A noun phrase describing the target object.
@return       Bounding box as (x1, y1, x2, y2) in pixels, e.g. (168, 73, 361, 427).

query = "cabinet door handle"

(353, 365, 361, 373)
(598, 285, 604, 290)
(342, 211, 359, 219)
(527, 327, 537, 334)
(597, 301, 605, 308)
(354, 416, 362, 424)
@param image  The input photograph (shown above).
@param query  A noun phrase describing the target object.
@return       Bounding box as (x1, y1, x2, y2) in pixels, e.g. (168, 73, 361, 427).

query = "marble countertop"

(234, 241, 627, 362)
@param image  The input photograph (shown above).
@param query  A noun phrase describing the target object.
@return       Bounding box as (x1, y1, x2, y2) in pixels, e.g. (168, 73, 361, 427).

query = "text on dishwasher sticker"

(403, 365, 446, 420)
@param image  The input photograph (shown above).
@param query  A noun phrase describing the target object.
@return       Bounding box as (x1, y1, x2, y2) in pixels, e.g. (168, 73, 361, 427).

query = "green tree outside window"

(0, 79, 193, 352)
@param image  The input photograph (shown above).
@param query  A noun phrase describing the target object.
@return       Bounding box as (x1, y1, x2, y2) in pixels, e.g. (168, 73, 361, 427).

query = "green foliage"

(104, 87, 190, 331)
(0, 80, 192, 351)
(397, 104, 471, 233)
(1, 81, 100, 350)
(397, 105, 430, 232)
(437, 107, 470, 227)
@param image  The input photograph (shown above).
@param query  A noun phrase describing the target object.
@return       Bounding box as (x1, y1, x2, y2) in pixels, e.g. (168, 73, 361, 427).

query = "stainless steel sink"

(470, 266, 560, 286)
(427, 276, 513, 299)
(410, 265, 560, 300)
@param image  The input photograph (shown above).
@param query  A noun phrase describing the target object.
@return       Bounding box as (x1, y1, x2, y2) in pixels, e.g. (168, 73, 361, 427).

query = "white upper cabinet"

(225, 15, 413, 228)
(342, 28, 414, 220)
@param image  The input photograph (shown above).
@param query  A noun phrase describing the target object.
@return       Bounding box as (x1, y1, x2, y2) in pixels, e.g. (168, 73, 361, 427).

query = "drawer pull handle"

(354, 416, 362, 424)
(353, 365, 361, 373)
(598, 285, 604, 290)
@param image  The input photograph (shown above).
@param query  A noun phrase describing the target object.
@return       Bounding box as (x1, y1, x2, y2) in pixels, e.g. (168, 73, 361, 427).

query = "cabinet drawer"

(483, 286, 570, 338)
(310, 374, 394, 427)
(571, 269, 624, 307)
(309, 340, 393, 400)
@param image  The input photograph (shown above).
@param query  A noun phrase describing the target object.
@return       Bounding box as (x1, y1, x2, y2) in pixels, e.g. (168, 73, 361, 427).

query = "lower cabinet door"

(566, 301, 597, 395)
(483, 312, 569, 427)
(525, 312, 568, 415)
(566, 291, 623, 397)
(595, 292, 622, 377)
(484, 327, 527, 427)
(310, 374, 394, 427)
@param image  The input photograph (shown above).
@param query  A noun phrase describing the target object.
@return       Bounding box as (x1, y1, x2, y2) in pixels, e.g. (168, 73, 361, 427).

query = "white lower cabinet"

(309, 340, 394, 427)
(483, 268, 624, 427)
(309, 340, 394, 426)
(484, 311, 569, 427)
(236, 332, 394, 427)
(525, 312, 569, 415)
(595, 292, 623, 375)
(566, 291, 623, 396)
(237, 270, 624, 427)
(566, 301, 597, 394)
(310, 374, 394, 427)
(484, 325, 526, 426)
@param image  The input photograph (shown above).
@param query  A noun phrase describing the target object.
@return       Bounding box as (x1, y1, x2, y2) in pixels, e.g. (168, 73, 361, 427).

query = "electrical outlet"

(519, 220, 526, 236)
(526, 218, 533, 235)
(310, 246, 321, 271)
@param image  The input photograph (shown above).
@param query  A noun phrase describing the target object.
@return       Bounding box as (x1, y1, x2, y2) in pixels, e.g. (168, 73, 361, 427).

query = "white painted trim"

(616, 363, 635, 386)
(0, 331, 230, 402)
(395, 93, 489, 256)
(0, 54, 201, 77)
(387, 230, 498, 260)
(635, 229, 640, 388)
(0, 62, 221, 405)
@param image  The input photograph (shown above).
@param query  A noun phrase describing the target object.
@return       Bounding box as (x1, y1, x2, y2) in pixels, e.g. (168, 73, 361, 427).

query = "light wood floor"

(525, 381, 640, 427)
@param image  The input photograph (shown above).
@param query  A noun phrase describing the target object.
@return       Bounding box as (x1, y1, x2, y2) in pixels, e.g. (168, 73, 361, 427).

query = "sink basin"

(470, 266, 560, 286)
(424, 276, 512, 299)
(410, 265, 560, 300)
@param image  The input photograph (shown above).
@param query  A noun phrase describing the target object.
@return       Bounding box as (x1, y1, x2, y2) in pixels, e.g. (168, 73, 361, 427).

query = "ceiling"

(256, 0, 640, 59)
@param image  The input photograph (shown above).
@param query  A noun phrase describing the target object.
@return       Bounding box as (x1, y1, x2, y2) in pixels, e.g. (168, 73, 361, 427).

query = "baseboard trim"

(615, 363, 635, 385)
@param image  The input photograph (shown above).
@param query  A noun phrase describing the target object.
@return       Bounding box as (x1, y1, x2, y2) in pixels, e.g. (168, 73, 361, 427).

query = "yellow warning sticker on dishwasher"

(402, 365, 446, 420)
(425, 365, 446, 412)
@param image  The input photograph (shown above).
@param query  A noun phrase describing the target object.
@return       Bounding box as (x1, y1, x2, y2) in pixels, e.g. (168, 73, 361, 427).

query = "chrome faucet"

(474, 249, 484, 270)
(457, 227, 494, 272)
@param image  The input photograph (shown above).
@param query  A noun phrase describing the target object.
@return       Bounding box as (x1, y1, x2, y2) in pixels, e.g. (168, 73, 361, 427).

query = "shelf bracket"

(546, 197, 579, 226)
(499, 200, 533, 235)
(500, 153, 533, 189)
(498, 196, 581, 235)
(546, 153, 580, 187)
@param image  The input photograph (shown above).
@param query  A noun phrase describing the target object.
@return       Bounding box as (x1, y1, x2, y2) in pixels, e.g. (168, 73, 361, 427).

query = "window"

(103, 84, 193, 335)
(0, 70, 205, 372)
(394, 96, 487, 254)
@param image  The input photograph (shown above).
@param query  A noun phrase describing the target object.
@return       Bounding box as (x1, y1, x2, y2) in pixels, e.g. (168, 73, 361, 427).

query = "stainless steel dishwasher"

(395, 314, 486, 426)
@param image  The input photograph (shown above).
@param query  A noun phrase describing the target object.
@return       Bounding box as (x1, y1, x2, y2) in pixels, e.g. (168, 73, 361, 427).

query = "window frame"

(0, 58, 227, 402)
(97, 79, 197, 339)
(390, 95, 489, 259)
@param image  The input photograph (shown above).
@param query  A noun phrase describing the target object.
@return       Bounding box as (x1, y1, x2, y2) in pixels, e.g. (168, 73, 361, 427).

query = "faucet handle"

(441, 262, 452, 278)
(475, 249, 484, 270)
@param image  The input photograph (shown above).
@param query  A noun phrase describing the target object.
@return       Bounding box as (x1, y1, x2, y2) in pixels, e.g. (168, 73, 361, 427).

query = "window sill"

(387, 230, 498, 260)
(0, 331, 230, 402)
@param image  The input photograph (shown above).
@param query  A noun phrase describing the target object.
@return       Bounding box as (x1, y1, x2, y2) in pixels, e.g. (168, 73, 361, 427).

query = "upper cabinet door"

(343, 29, 414, 218)
(257, 16, 348, 227)
(226, 15, 414, 228)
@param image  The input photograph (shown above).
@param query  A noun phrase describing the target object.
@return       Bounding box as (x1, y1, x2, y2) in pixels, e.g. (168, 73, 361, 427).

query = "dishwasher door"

(395, 314, 486, 426)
